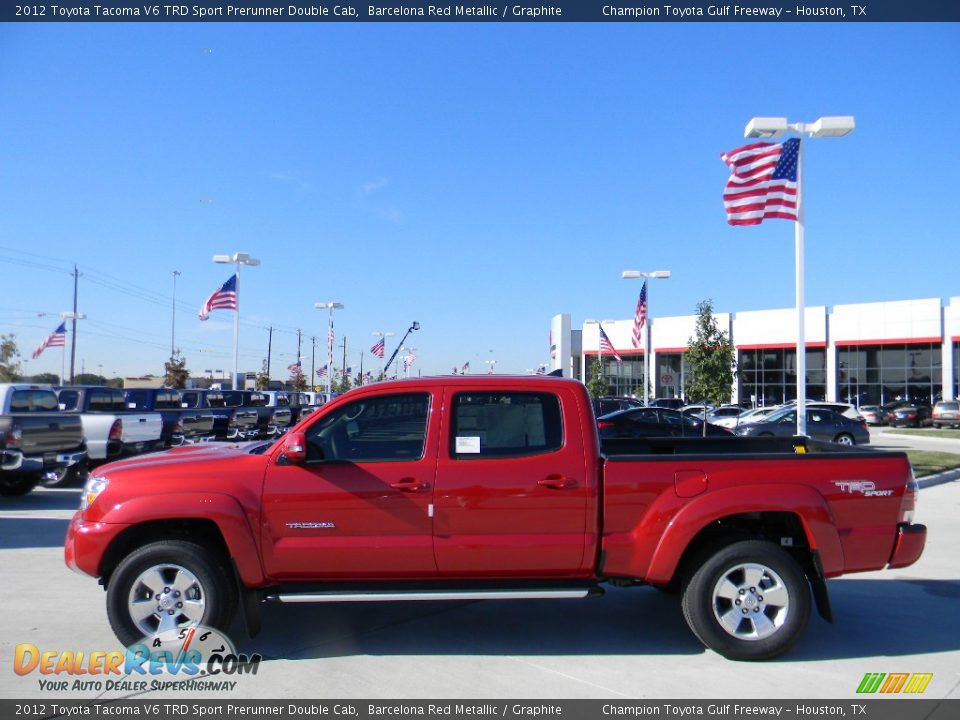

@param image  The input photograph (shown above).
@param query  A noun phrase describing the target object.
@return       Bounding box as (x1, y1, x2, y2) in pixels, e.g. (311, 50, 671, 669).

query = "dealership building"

(550, 296, 960, 407)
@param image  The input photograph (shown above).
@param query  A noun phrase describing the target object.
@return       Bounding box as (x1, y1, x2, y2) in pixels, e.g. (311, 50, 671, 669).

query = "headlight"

(81, 475, 109, 511)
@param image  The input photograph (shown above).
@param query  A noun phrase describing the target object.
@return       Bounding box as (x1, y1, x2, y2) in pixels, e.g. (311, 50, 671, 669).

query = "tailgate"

(181, 412, 215, 435)
(19, 414, 84, 454)
(119, 413, 163, 443)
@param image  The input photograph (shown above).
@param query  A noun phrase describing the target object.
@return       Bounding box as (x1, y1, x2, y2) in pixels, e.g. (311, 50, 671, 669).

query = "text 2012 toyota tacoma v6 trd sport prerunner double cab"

(65, 376, 926, 660)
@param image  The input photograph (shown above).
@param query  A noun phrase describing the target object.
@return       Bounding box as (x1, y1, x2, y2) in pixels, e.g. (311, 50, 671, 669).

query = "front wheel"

(0, 473, 40, 496)
(106, 540, 237, 647)
(681, 540, 810, 661)
(833, 433, 855, 446)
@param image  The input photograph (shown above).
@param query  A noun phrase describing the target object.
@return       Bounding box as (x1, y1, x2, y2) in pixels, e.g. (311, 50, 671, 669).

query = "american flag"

(344, 366, 353, 377)
(721, 138, 800, 225)
(199, 274, 238, 321)
(461, 361, 470, 373)
(632, 281, 648, 349)
(599, 325, 622, 364)
(288, 360, 302, 374)
(371, 337, 385, 358)
(404, 350, 416, 371)
(535, 365, 546, 375)
(316, 364, 327, 378)
(32, 322, 66, 360)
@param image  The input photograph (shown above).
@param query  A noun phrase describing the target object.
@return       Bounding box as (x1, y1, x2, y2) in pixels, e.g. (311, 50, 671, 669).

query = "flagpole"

(233, 263, 241, 390)
(795, 135, 807, 437)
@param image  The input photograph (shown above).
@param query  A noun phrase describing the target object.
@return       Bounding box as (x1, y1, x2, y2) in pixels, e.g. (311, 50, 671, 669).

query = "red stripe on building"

(736, 342, 827, 350)
(833, 337, 942, 347)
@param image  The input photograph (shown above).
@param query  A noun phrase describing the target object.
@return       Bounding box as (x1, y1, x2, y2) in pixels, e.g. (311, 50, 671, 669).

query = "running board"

(265, 587, 600, 603)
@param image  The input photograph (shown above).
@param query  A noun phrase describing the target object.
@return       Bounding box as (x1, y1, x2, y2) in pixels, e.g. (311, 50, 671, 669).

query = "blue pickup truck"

(123, 388, 216, 447)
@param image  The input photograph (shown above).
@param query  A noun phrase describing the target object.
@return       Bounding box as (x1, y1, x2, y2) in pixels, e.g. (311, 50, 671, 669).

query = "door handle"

(538, 475, 578, 490)
(390, 478, 430, 493)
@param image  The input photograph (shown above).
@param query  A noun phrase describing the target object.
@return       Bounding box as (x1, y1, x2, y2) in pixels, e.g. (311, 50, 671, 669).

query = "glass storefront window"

(838, 343, 941, 406)
(738, 348, 826, 407)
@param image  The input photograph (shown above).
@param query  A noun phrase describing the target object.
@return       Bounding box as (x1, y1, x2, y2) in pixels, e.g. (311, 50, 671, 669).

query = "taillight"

(228, 415, 238, 427)
(172, 422, 184, 434)
(5, 423, 23, 449)
(597, 421, 614, 430)
(109, 420, 123, 442)
(899, 471, 919, 524)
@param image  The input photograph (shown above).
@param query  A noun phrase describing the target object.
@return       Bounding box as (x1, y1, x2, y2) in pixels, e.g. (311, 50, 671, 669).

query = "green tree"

(586, 357, 609, 399)
(31, 372, 61, 385)
(290, 367, 308, 392)
(73, 373, 108, 386)
(163, 353, 190, 389)
(686, 299, 737, 418)
(0, 334, 22, 382)
(255, 360, 271, 391)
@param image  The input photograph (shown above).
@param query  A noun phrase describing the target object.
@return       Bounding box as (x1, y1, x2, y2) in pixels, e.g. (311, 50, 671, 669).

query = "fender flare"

(643, 483, 844, 585)
(99, 492, 265, 586)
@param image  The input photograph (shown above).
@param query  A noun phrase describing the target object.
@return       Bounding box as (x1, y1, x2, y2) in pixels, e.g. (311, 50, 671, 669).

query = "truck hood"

(93, 440, 274, 474)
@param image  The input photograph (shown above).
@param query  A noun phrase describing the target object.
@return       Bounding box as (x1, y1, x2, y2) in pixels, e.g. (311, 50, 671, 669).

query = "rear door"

(432, 386, 591, 576)
(261, 390, 439, 580)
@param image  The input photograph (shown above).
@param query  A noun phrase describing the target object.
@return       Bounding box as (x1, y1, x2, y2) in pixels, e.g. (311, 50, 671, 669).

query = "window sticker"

(455, 436, 481, 454)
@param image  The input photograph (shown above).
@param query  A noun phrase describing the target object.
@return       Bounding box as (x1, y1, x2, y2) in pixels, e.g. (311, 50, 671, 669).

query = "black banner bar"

(2, 1, 959, 23)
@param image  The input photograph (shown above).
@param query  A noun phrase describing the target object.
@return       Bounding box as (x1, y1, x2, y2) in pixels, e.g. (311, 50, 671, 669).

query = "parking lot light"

(315, 303, 344, 400)
(214, 252, 260, 390)
(621, 270, 671, 403)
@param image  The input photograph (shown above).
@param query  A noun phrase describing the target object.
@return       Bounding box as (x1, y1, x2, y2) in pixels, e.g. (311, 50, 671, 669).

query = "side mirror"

(281, 431, 307, 464)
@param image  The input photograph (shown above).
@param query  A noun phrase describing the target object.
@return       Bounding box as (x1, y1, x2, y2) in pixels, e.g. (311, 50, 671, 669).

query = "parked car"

(705, 405, 745, 423)
(782, 400, 863, 421)
(880, 400, 913, 424)
(931, 400, 960, 429)
(0, 384, 87, 496)
(592, 395, 644, 418)
(67, 375, 925, 661)
(597, 406, 733, 438)
(711, 405, 779, 429)
(735, 406, 870, 445)
(180, 389, 259, 441)
(858, 405, 885, 426)
(648, 397, 684, 410)
(889, 404, 932, 428)
(681, 404, 714, 419)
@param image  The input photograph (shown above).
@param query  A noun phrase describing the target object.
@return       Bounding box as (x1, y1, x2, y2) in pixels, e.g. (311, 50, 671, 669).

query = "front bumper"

(64, 511, 130, 578)
(888, 523, 927, 569)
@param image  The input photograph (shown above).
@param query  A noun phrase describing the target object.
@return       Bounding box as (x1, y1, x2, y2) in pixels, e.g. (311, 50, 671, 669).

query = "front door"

(261, 391, 438, 580)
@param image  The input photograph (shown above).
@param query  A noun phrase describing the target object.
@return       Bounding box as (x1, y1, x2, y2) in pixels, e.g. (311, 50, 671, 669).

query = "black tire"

(0, 473, 40, 497)
(106, 540, 237, 647)
(681, 540, 810, 661)
(833, 433, 855, 446)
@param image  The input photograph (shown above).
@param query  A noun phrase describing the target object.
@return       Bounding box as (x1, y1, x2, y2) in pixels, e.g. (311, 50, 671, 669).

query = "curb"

(917, 468, 960, 489)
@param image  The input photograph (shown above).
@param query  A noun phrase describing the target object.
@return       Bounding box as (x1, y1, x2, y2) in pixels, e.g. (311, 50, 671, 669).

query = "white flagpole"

(233, 266, 241, 391)
(795, 136, 807, 437)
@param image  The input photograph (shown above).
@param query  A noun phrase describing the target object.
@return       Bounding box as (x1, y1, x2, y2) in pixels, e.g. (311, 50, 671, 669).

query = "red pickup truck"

(65, 376, 925, 660)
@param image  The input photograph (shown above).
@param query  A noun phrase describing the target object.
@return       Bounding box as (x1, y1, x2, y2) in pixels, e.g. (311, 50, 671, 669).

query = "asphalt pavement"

(2, 479, 958, 701)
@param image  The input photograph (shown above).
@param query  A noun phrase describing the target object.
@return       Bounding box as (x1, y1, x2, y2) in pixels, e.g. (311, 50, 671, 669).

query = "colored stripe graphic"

(857, 673, 885, 693)
(903, 674, 933, 694)
(880, 673, 909, 693)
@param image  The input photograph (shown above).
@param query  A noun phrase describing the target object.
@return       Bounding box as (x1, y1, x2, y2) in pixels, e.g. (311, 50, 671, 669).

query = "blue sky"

(1, 22, 957, 380)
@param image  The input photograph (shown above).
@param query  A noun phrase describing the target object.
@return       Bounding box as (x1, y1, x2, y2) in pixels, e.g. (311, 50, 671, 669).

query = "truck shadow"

(237, 579, 960, 662)
(0, 488, 79, 549)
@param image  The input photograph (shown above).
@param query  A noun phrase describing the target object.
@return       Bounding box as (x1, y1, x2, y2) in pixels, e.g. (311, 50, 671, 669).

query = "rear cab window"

(450, 392, 563, 459)
(10, 389, 59, 412)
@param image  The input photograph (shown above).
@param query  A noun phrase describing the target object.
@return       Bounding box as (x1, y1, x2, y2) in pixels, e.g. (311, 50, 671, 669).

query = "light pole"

(314, 302, 344, 400)
(171, 270, 181, 357)
(59, 311, 86, 384)
(742, 116, 855, 435)
(371, 330, 394, 380)
(213, 252, 260, 390)
(621, 270, 671, 403)
(485, 359, 496, 374)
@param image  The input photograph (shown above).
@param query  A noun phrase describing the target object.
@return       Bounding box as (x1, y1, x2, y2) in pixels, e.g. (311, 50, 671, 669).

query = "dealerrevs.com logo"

(856, 672, 933, 694)
(13, 626, 262, 693)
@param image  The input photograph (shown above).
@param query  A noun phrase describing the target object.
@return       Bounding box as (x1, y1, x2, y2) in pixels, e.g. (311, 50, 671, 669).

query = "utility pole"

(310, 336, 316, 385)
(69, 265, 79, 383)
(297, 328, 302, 362)
(171, 270, 181, 357)
(265, 325, 274, 379)
(340, 336, 348, 387)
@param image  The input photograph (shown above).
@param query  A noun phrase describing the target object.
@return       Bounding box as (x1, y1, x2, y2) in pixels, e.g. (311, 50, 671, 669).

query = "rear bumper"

(64, 512, 130, 578)
(1, 448, 87, 473)
(887, 523, 927, 569)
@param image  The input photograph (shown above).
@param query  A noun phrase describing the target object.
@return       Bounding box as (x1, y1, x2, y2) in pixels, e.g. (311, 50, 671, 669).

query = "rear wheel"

(0, 473, 40, 496)
(681, 540, 810, 661)
(106, 540, 237, 647)
(833, 433, 855, 446)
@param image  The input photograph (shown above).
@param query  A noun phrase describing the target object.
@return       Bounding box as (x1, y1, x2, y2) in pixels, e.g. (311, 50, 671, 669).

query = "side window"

(127, 391, 148, 409)
(58, 391, 79, 411)
(305, 392, 430, 463)
(451, 392, 562, 459)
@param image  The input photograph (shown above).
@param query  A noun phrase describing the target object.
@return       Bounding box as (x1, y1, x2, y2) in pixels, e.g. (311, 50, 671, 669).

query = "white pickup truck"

(53, 386, 163, 484)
